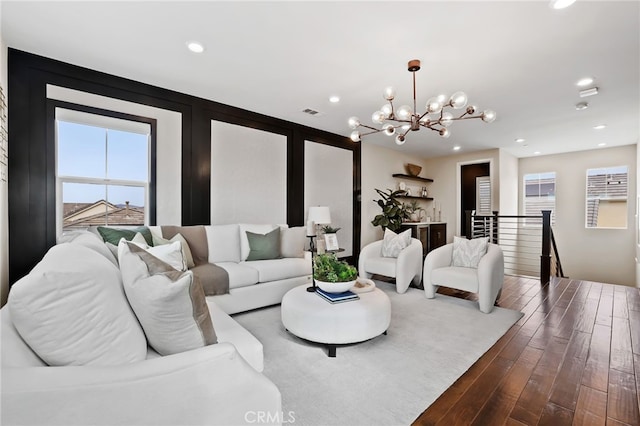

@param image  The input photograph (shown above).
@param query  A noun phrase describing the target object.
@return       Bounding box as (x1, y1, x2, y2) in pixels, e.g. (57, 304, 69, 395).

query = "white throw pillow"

(118, 241, 218, 356)
(127, 236, 187, 271)
(452, 236, 489, 268)
(8, 243, 147, 366)
(153, 233, 195, 268)
(381, 228, 412, 258)
(280, 226, 306, 258)
(58, 230, 118, 267)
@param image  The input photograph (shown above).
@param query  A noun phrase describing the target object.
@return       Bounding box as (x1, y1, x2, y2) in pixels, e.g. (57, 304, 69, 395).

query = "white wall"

(305, 141, 353, 256)
(46, 85, 182, 225)
(519, 145, 636, 287)
(499, 149, 519, 215)
(1, 32, 8, 307)
(361, 143, 433, 247)
(210, 121, 287, 224)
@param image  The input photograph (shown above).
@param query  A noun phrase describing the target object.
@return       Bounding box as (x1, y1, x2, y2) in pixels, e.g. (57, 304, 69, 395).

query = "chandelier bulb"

(382, 124, 396, 136)
(441, 112, 454, 127)
(372, 110, 386, 124)
(482, 110, 497, 123)
(348, 116, 360, 129)
(383, 87, 395, 101)
(395, 134, 406, 145)
(439, 128, 451, 138)
(396, 105, 413, 121)
(450, 91, 468, 109)
(466, 105, 477, 115)
(381, 104, 393, 119)
(350, 130, 361, 142)
(426, 97, 443, 114)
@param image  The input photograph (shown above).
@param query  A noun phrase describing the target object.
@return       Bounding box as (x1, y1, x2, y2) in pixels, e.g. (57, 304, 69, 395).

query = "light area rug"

(233, 282, 523, 426)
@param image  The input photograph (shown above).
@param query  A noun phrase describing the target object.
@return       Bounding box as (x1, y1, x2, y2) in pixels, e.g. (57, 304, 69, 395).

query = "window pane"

(107, 129, 149, 181)
(62, 182, 145, 231)
(523, 172, 556, 225)
(57, 121, 106, 178)
(586, 166, 627, 228)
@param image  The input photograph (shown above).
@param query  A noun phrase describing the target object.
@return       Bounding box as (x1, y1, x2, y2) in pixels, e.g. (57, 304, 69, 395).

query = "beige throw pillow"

(152, 233, 195, 268)
(118, 241, 217, 356)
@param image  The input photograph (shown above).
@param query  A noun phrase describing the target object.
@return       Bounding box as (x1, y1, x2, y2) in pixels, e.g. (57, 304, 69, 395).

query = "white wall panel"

(305, 141, 353, 256)
(211, 121, 287, 224)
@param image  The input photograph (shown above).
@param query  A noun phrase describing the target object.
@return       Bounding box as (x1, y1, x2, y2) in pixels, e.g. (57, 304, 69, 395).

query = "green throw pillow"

(246, 228, 282, 261)
(97, 226, 154, 246)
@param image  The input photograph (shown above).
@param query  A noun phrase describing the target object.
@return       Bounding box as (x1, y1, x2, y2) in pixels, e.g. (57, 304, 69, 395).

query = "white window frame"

(585, 165, 628, 229)
(55, 108, 151, 237)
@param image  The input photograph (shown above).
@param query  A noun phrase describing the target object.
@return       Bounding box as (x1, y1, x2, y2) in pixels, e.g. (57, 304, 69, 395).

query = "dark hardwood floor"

(413, 276, 640, 426)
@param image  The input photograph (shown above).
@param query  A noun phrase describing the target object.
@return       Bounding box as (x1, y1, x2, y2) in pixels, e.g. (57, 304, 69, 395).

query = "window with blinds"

(523, 172, 556, 225)
(476, 176, 492, 215)
(586, 166, 628, 228)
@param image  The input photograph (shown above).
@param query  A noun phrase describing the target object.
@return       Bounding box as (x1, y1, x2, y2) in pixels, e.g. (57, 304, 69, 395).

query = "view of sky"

(57, 120, 149, 207)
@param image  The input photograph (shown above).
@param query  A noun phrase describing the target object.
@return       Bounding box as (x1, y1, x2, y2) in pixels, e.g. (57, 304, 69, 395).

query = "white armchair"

(423, 242, 504, 313)
(358, 238, 423, 293)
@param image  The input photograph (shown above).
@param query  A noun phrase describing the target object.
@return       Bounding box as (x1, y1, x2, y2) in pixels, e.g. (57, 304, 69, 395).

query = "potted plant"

(371, 188, 409, 231)
(320, 225, 341, 234)
(404, 200, 426, 222)
(313, 252, 358, 293)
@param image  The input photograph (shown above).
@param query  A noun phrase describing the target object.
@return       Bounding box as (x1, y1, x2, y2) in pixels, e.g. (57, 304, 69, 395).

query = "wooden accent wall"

(7, 49, 361, 284)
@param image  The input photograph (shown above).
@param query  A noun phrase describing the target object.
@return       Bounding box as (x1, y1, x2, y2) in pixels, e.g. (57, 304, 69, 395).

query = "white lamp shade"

(308, 206, 331, 225)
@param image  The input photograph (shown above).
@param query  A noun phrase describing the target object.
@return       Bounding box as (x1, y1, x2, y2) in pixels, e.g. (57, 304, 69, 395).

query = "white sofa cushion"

(57, 230, 118, 266)
(1, 308, 46, 367)
(217, 262, 260, 289)
(128, 238, 187, 271)
(118, 241, 217, 356)
(206, 224, 241, 263)
(8, 243, 147, 366)
(280, 226, 306, 258)
(362, 256, 397, 278)
(431, 266, 479, 293)
(243, 258, 312, 283)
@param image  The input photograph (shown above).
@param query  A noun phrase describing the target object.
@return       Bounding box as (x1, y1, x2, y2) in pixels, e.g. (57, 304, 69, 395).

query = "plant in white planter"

(313, 253, 358, 293)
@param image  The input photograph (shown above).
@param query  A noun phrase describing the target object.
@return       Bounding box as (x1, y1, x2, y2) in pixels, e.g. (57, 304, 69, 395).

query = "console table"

(400, 222, 447, 258)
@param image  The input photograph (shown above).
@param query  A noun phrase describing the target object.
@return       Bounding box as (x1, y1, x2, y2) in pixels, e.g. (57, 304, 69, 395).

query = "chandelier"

(348, 59, 496, 145)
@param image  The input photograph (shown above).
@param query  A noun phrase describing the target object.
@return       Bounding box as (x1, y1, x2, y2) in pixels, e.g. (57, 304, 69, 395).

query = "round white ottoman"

(281, 284, 391, 357)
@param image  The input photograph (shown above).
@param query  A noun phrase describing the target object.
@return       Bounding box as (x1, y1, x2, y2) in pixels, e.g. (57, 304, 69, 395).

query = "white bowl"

(315, 279, 356, 294)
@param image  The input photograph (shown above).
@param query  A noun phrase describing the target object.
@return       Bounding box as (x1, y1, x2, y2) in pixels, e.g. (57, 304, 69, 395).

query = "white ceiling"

(2, 1, 639, 159)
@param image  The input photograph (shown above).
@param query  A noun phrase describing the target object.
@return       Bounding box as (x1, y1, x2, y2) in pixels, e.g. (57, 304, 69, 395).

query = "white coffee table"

(281, 284, 391, 357)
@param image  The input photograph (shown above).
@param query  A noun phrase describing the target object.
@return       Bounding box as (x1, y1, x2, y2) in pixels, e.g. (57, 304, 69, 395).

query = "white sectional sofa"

(1, 230, 284, 425)
(148, 224, 312, 314)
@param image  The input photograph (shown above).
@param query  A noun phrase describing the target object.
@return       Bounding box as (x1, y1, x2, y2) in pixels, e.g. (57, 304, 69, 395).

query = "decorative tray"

(351, 277, 376, 293)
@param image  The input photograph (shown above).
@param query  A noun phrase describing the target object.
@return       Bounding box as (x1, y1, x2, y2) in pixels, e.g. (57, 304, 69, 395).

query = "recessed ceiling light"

(593, 124, 606, 130)
(534, 151, 541, 155)
(575, 102, 589, 110)
(329, 95, 340, 103)
(550, 0, 576, 9)
(598, 142, 607, 147)
(186, 41, 204, 53)
(576, 77, 594, 87)
(453, 146, 461, 151)
(515, 138, 525, 143)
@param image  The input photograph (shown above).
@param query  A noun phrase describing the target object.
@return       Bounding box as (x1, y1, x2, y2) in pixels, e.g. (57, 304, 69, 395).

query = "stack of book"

(316, 288, 360, 304)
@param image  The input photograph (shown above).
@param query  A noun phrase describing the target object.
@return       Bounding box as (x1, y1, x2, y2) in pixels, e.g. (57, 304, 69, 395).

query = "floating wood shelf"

(392, 173, 434, 183)
(397, 195, 433, 201)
